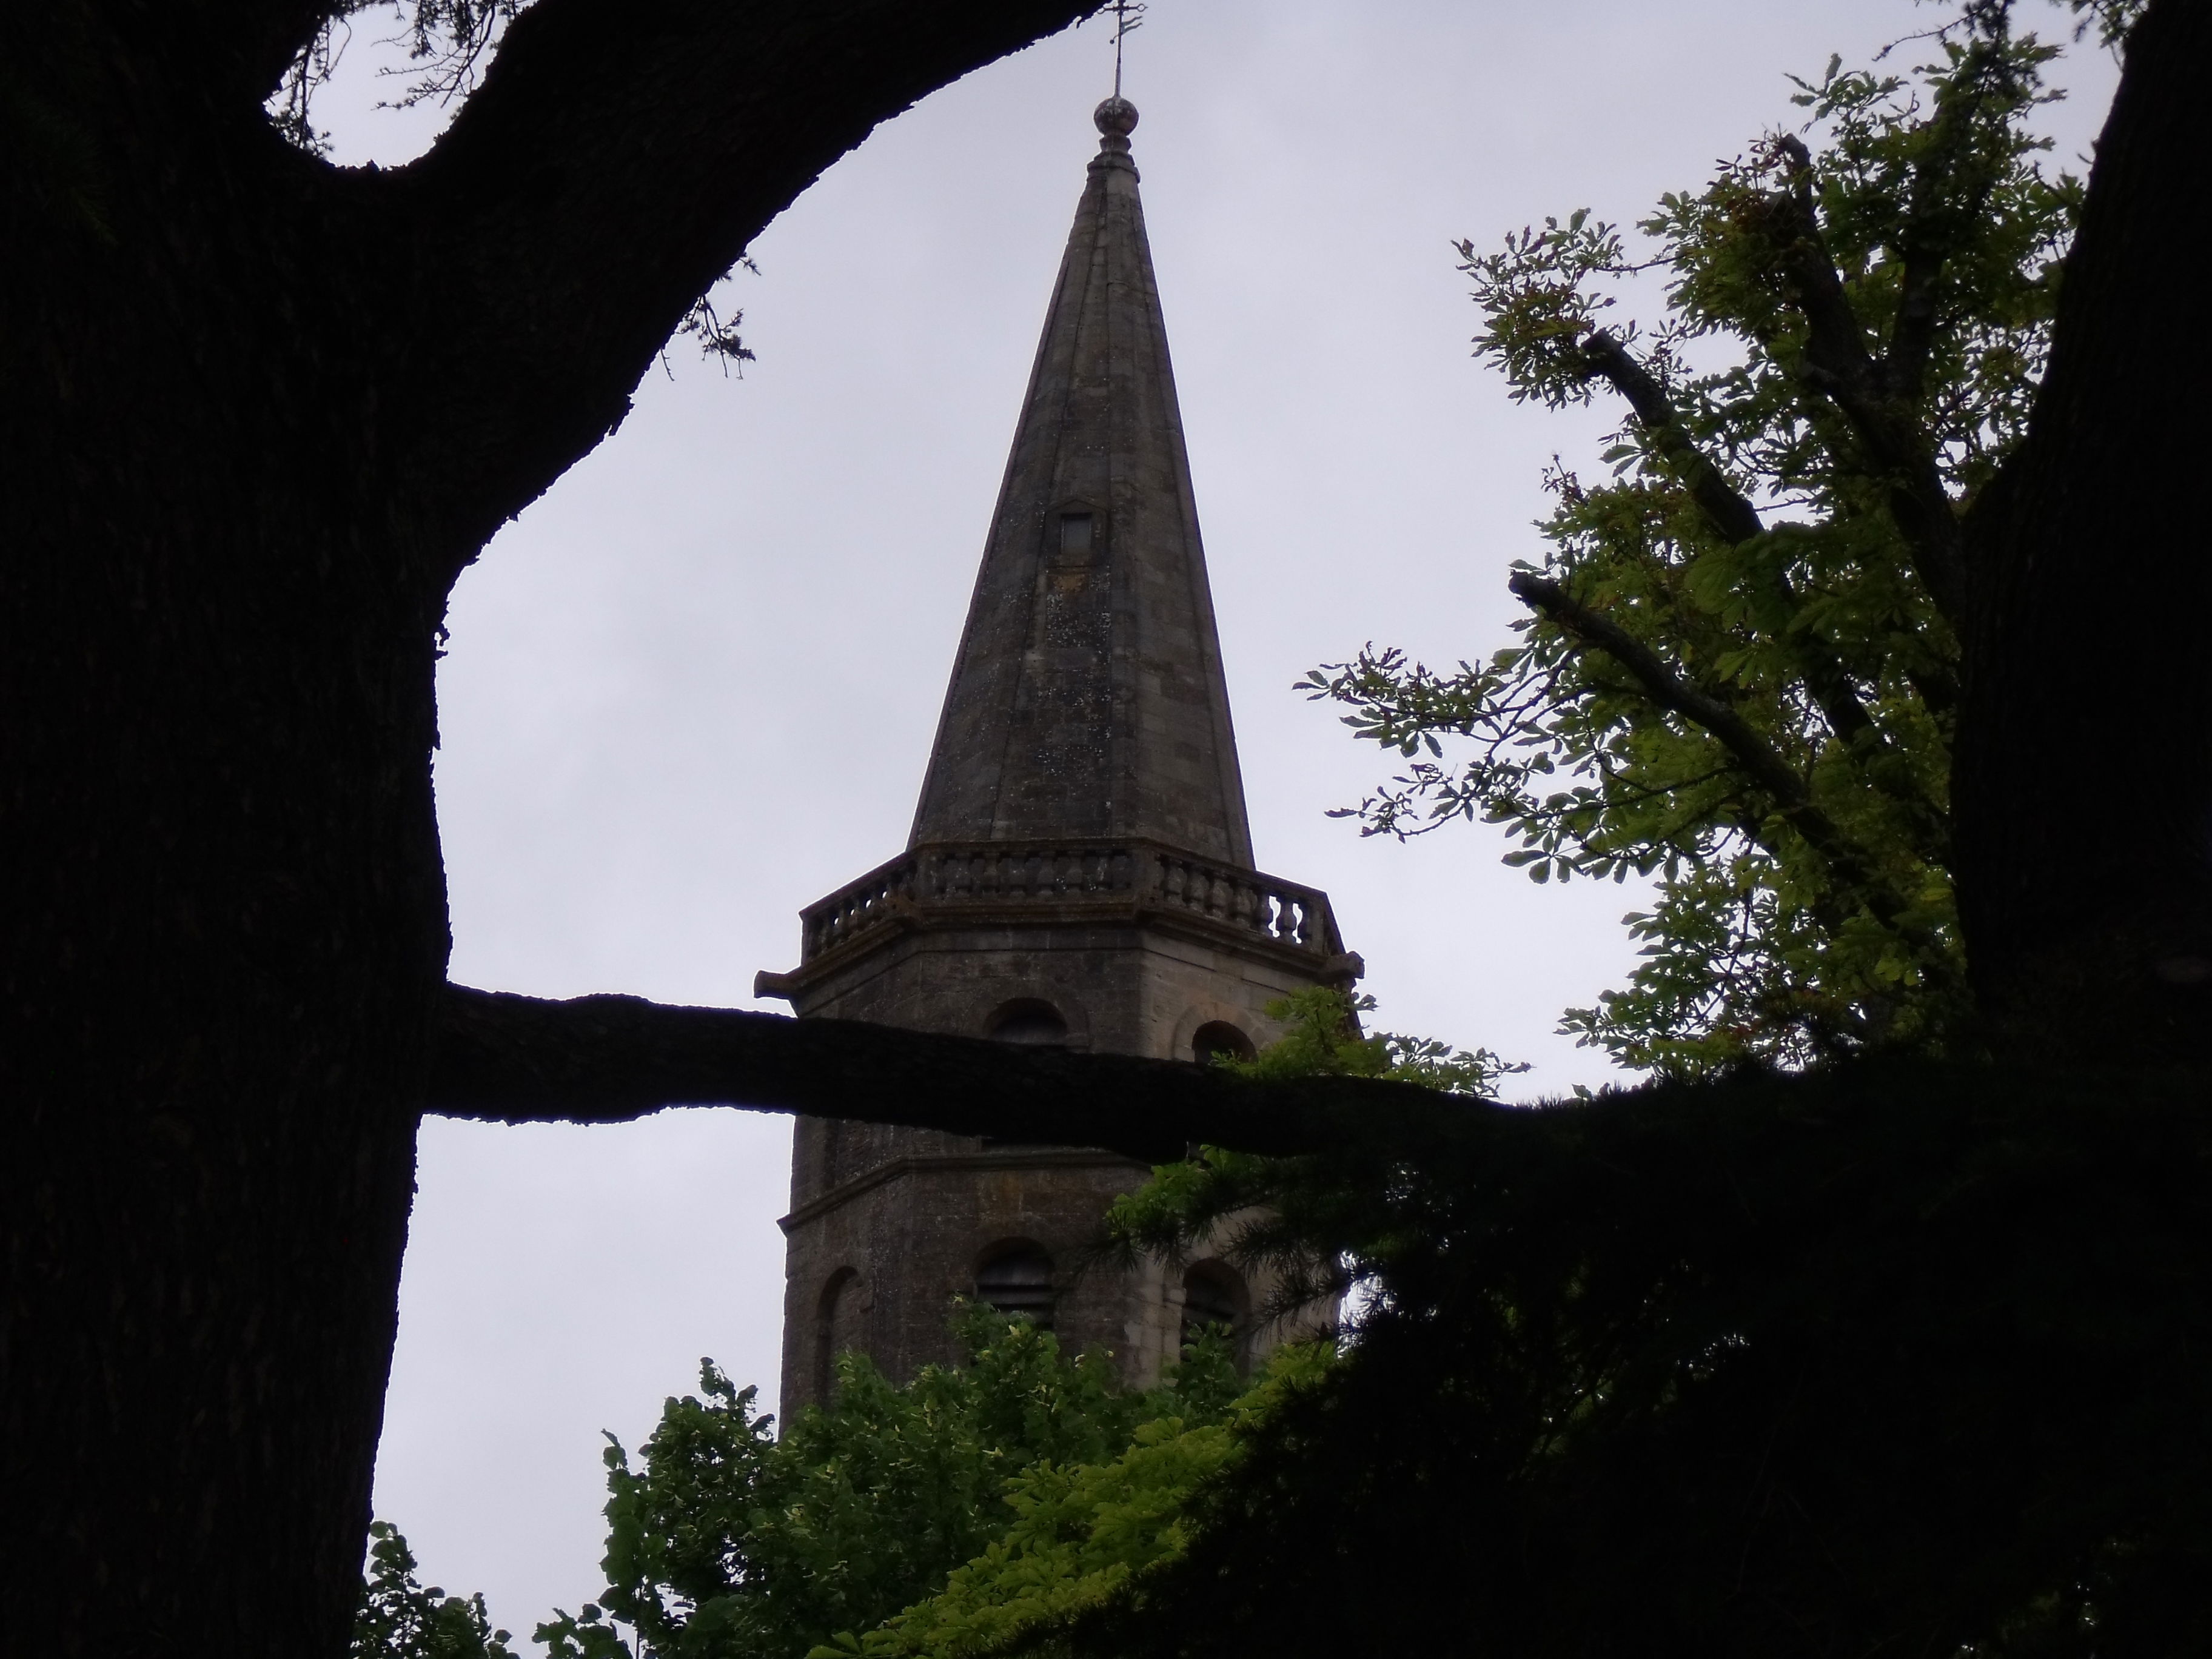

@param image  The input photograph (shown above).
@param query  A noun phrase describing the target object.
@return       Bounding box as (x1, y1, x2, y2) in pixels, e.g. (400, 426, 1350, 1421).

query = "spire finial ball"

(1094, 96, 1139, 137)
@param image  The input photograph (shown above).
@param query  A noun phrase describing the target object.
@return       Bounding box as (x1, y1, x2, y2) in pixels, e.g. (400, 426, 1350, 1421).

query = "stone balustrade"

(799, 839, 1342, 965)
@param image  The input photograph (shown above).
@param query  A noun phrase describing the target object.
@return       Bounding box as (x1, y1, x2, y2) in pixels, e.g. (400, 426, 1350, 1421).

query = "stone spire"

(908, 98, 1255, 868)
(763, 97, 1354, 1407)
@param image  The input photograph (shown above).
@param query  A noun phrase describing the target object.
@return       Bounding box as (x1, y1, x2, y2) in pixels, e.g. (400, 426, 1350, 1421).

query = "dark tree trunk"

(1956, 0, 2212, 1065)
(1, 4, 1088, 1653)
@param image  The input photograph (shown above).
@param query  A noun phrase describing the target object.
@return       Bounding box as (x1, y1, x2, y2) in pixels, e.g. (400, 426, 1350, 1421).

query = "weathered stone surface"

(765, 104, 1348, 1412)
(907, 107, 1249, 863)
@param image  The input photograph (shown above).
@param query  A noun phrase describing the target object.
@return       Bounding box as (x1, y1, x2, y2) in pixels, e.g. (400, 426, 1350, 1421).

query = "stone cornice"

(754, 838, 1357, 1002)
(778, 1144, 1150, 1233)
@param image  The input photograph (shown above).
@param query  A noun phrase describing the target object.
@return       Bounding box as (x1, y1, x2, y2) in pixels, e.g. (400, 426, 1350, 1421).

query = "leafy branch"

(1312, 6, 2070, 1073)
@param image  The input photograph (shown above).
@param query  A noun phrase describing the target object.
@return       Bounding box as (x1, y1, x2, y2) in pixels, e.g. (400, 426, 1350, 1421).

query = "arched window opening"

(814, 1267, 862, 1406)
(987, 999, 1068, 1046)
(1191, 1021, 1255, 1065)
(975, 1241, 1056, 1327)
(1180, 1259, 1250, 1370)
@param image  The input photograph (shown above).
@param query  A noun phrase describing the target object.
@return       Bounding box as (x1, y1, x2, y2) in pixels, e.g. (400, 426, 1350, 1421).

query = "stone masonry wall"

(775, 916, 1330, 1411)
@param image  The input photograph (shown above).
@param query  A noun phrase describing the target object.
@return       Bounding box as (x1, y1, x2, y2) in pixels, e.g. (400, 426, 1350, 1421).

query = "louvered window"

(976, 1242, 1055, 1326)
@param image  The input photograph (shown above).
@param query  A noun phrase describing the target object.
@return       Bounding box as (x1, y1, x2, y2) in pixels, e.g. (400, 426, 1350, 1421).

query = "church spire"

(907, 98, 1255, 867)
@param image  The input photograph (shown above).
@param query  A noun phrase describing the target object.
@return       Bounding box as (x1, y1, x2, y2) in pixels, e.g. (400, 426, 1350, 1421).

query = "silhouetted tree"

(4, 0, 2205, 1655)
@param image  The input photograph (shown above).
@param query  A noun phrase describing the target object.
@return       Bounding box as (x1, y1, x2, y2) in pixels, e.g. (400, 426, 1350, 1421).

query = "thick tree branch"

(1510, 571, 1917, 929)
(427, 984, 1495, 1163)
(1511, 574, 1808, 813)
(1585, 331, 1967, 722)
(383, 0, 1098, 560)
(1582, 330, 1923, 732)
(1566, 335, 1951, 859)
(1581, 329, 1766, 547)
(1771, 136, 1968, 628)
(244, 1, 349, 99)
(1885, 246, 1946, 406)
(1886, 27, 2022, 402)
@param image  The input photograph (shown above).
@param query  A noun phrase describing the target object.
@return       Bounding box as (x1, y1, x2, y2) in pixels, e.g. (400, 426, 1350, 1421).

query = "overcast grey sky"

(322, 2, 2120, 1640)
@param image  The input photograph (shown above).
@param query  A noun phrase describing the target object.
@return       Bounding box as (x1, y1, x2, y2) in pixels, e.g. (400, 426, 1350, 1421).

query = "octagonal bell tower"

(756, 98, 1358, 1409)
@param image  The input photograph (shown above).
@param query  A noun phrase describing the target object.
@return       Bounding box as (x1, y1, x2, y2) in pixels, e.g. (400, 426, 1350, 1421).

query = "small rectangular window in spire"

(1058, 513, 1094, 558)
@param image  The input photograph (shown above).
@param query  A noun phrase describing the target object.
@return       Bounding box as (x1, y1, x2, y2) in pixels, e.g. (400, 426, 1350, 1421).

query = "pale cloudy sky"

(318, 2, 2120, 1639)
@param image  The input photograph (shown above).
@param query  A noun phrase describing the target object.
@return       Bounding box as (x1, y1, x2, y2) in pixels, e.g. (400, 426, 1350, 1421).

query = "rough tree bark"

(1956, 0, 2212, 1065)
(432, 986, 1480, 1156)
(1, 5, 1098, 1654)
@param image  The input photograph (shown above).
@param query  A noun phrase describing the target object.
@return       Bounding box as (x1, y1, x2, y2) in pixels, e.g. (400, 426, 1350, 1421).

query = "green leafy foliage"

(1109, 985, 1524, 1322)
(1217, 984, 1526, 1098)
(536, 1307, 1257, 1659)
(353, 1522, 515, 1659)
(815, 1346, 1331, 1659)
(1068, 1062, 2212, 1658)
(1082, 466, 2211, 1651)
(1310, 6, 2084, 1074)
